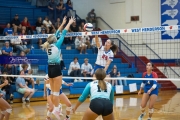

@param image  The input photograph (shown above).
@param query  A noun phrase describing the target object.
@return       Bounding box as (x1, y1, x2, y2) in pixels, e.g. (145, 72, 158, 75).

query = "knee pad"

(66, 106, 72, 112)
(149, 108, 154, 114)
(6, 109, 12, 114)
(53, 92, 59, 96)
(140, 106, 145, 111)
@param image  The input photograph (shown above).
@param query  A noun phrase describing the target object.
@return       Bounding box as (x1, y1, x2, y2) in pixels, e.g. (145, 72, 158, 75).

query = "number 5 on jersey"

(48, 49, 52, 55)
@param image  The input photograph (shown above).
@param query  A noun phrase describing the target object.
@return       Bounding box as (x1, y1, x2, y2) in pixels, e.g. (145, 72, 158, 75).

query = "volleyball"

(84, 23, 93, 31)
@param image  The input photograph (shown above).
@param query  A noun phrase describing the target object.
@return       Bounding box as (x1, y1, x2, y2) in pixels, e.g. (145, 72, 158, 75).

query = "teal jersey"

(47, 29, 67, 63)
(78, 80, 114, 104)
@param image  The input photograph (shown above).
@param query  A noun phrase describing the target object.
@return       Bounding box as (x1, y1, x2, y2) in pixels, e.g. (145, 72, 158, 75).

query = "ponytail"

(110, 41, 118, 55)
(41, 35, 57, 51)
(41, 41, 50, 51)
(98, 80, 107, 90)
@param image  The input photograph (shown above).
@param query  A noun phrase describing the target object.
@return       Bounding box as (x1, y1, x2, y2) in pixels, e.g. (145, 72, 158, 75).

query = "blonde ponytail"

(41, 35, 57, 51)
(41, 41, 50, 51)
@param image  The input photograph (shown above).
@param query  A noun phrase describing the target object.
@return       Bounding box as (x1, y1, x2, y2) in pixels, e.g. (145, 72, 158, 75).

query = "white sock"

(22, 97, 25, 101)
(26, 98, 30, 100)
(54, 107, 59, 111)
(47, 110, 52, 117)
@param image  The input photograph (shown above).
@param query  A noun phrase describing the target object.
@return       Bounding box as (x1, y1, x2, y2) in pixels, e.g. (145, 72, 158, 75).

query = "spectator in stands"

(16, 70, 35, 103)
(36, 17, 44, 34)
(38, 28, 46, 48)
(68, 57, 82, 82)
(11, 32, 30, 54)
(0, 72, 14, 103)
(75, 36, 87, 54)
(21, 17, 33, 35)
(87, 9, 97, 29)
(108, 65, 120, 86)
(19, 51, 31, 71)
(70, 22, 78, 32)
(20, 29, 30, 46)
(11, 14, 22, 33)
(66, 0, 74, 17)
(82, 35, 91, 49)
(79, 21, 85, 32)
(48, 0, 57, 22)
(81, 58, 92, 80)
(1, 41, 13, 56)
(56, 0, 66, 20)
(64, 29, 74, 45)
(3, 23, 13, 36)
(43, 16, 55, 33)
(55, 17, 61, 29)
(91, 35, 102, 54)
(2, 64, 17, 83)
(22, 64, 35, 89)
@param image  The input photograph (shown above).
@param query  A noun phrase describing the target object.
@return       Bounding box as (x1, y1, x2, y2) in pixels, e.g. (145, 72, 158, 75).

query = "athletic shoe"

(52, 109, 61, 120)
(74, 79, 78, 82)
(138, 112, 146, 120)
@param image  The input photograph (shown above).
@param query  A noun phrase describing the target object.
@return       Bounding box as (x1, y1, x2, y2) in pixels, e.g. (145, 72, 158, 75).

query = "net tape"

(0, 25, 179, 40)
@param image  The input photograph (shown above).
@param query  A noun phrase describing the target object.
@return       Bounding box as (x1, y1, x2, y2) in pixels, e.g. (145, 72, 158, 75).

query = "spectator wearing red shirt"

(21, 17, 33, 35)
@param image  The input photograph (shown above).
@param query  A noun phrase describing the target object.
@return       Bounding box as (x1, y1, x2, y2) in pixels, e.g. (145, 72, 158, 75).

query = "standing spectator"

(0, 72, 14, 103)
(68, 57, 82, 82)
(2, 64, 17, 83)
(75, 36, 87, 54)
(11, 32, 30, 54)
(79, 21, 85, 32)
(56, 0, 66, 20)
(36, 17, 44, 34)
(91, 35, 102, 54)
(1, 41, 13, 56)
(3, 23, 13, 36)
(11, 14, 22, 33)
(66, 0, 74, 17)
(43, 16, 56, 33)
(48, 0, 57, 22)
(108, 65, 120, 86)
(16, 70, 35, 103)
(87, 9, 97, 29)
(21, 17, 33, 35)
(19, 51, 31, 71)
(38, 28, 46, 48)
(55, 18, 61, 29)
(81, 58, 92, 80)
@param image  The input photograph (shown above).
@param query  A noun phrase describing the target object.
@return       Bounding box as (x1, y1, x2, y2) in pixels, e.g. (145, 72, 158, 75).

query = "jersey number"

(102, 54, 108, 60)
(48, 49, 52, 55)
(97, 85, 107, 92)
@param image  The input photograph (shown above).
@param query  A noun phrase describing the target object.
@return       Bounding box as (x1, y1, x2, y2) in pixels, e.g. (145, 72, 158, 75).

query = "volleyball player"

(41, 16, 75, 119)
(44, 74, 73, 120)
(73, 68, 114, 120)
(93, 35, 118, 75)
(138, 62, 158, 120)
(0, 80, 12, 120)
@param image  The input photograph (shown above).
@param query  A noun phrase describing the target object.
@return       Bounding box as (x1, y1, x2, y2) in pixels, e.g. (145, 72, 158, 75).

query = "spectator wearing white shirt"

(81, 58, 92, 80)
(75, 36, 87, 54)
(91, 35, 102, 54)
(11, 32, 30, 54)
(43, 16, 55, 33)
(68, 57, 82, 82)
(82, 35, 91, 49)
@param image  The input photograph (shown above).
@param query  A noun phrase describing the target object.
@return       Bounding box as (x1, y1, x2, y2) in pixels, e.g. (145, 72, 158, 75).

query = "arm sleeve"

(55, 29, 67, 49)
(140, 83, 145, 88)
(110, 86, 114, 104)
(78, 83, 90, 102)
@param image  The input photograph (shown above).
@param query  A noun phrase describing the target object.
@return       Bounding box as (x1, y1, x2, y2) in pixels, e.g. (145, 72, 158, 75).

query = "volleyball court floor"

(8, 90, 180, 120)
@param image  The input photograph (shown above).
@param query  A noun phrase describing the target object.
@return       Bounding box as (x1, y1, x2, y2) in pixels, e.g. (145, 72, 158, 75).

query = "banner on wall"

(161, 0, 180, 39)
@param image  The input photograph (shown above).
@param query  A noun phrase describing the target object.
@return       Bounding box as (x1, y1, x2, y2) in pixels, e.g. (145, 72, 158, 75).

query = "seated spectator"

(11, 14, 22, 33)
(68, 57, 82, 82)
(21, 64, 35, 89)
(108, 65, 120, 86)
(20, 29, 30, 46)
(75, 36, 87, 54)
(0, 72, 14, 103)
(43, 16, 55, 33)
(70, 22, 78, 32)
(2, 64, 17, 83)
(81, 58, 92, 80)
(19, 51, 31, 71)
(56, 0, 66, 20)
(60, 53, 66, 70)
(91, 35, 102, 54)
(63, 29, 74, 45)
(38, 28, 46, 48)
(11, 32, 30, 54)
(36, 17, 44, 34)
(87, 9, 97, 29)
(0, 78, 8, 99)
(3, 23, 13, 36)
(48, 0, 57, 22)
(82, 35, 91, 49)
(55, 18, 61, 29)
(1, 41, 13, 56)
(21, 17, 33, 35)
(79, 21, 85, 32)
(16, 70, 35, 103)
(66, 0, 74, 17)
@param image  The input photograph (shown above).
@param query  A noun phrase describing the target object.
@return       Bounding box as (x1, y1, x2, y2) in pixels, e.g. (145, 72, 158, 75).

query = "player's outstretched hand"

(68, 16, 76, 25)
(62, 16, 67, 25)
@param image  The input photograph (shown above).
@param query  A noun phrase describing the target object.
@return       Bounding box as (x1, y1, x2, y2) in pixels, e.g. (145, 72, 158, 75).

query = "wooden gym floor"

(7, 90, 180, 120)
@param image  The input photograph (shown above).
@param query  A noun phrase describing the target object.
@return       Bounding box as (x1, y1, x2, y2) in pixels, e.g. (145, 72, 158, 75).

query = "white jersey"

(95, 46, 114, 67)
(90, 80, 112, 100)
(47, 44, 61, 64)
